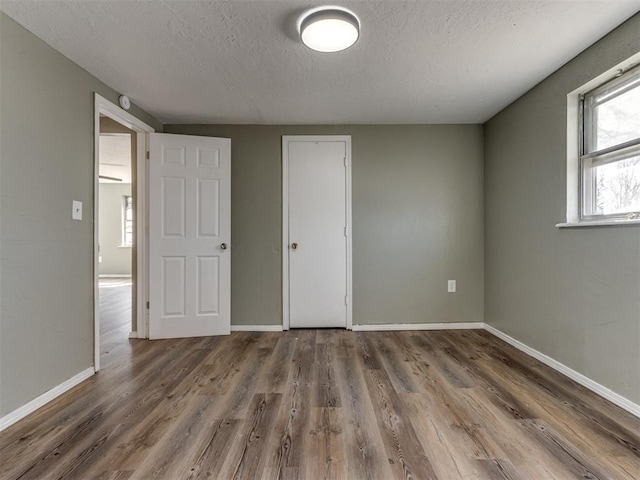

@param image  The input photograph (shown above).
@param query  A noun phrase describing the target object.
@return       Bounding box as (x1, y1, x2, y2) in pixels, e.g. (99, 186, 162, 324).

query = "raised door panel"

(197, 178, 220, 238)
(197, 256, 220, 315)
(162, 256, 186, 317)
(162, 177, 186, 238)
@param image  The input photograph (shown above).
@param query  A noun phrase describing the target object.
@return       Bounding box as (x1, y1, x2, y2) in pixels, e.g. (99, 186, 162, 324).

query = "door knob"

(220, 243, 228, 250)
(291, 242, 298, 250)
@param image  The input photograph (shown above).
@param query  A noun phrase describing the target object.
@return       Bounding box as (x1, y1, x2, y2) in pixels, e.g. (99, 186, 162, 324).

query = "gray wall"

(98, 183, 132, 275)
(0, 13, 162, 416)
(484, 14, 640, 404)
(164, 125, 485, 327)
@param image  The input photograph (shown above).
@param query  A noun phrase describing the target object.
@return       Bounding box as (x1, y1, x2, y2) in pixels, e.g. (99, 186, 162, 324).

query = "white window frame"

(122, 195, 133, 247)
(561, 53, 640, 228)
(579, 65, 640, 221)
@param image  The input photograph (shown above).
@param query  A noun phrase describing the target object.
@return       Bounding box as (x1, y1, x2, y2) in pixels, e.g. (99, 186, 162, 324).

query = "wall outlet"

(72, 200, 83, 220)
(448, 280, 456, 293)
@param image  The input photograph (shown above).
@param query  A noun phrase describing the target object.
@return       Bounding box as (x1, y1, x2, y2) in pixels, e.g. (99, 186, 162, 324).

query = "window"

(580, 65, 640, 220)
(122, 195, 133, 246)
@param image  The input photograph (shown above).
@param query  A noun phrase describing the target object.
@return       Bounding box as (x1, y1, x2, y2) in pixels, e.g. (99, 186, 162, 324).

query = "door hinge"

(345, 295, 348, 306)
(344, 157, 347, 167)
(344, 226, 348, 237)
(146, 151, 150, 159)
(146, 301, 150, 309)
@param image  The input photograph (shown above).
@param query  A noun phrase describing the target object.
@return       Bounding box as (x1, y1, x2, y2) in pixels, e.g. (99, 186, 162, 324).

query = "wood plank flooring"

(1, 286, 639, 479)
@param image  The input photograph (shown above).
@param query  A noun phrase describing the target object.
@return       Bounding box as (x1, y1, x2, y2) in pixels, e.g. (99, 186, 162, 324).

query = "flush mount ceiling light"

(299, 7, 360, 53)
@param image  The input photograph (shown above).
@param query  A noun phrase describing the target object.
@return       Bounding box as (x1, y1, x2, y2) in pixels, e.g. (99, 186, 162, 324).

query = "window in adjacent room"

(580, 65, 640, 220)
(122, 195, 133, 246)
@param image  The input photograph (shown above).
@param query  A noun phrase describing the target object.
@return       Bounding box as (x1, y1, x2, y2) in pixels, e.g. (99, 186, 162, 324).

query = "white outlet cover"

(448, 280, 456, 293)
(72, 200, 83, 220)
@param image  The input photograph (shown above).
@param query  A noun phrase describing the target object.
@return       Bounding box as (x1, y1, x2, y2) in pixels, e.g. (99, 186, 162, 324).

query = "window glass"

(593, 82, 640, 151)
(593, 154, 640, 215)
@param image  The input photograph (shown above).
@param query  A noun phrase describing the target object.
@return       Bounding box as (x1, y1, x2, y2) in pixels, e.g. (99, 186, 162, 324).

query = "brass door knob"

(291, 242, 298, 250)
(220, 243, 228, 250)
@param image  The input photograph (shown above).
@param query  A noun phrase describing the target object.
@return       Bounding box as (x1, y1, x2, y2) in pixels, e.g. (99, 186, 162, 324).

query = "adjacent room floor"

(98, 277, 133, 354)
(0, 285, 638, 479)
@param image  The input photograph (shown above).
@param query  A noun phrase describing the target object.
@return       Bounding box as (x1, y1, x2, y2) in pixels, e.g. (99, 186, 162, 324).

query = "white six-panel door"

(283, 136, 352, 329)
(149, 133, 231, 339)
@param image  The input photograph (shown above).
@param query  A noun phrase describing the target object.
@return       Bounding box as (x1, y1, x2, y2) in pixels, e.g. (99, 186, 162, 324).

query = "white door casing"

(94, 93, 155, 371)
(283, 136, 353, 329)
(149, 133, 231, 339)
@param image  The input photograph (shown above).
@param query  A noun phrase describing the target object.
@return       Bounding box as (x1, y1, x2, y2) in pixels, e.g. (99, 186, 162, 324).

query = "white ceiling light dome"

(299, 7, 360, 53)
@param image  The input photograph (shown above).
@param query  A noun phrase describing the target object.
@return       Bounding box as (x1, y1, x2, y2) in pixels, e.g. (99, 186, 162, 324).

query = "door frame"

(93, 93, 154, 371)
(282, 135, 353, 331)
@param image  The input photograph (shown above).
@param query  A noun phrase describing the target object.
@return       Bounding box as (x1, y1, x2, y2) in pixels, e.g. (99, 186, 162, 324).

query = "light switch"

(448, 280, 456, 293)
(72, 200, 83, 220)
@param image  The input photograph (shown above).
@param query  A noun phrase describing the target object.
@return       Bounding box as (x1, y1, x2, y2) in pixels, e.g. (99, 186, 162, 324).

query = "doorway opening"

(98, 119, 135, 363)
(94, 94, 154, 371)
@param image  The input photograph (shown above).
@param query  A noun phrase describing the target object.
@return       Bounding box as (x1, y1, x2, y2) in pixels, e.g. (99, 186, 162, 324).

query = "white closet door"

(285, 137, 350, 329)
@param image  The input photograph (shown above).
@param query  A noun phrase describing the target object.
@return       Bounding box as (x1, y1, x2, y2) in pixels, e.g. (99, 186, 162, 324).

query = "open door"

(148, 133, 231, 339)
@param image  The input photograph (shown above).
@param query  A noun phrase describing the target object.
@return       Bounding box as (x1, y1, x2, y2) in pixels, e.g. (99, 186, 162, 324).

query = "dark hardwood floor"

(1, 284, 639, 479)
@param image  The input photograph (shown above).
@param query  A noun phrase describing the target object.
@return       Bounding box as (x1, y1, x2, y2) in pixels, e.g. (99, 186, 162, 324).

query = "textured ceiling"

(2, 1, 639, 124)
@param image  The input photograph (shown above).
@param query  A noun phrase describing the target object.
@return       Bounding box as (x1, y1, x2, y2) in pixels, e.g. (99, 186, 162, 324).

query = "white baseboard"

(0, 367, 95, 432)
(231, 324, 284, 332)
(483, 324, 640, 419)
(351, 322, 484, 331)
(129, 331, 138, 339)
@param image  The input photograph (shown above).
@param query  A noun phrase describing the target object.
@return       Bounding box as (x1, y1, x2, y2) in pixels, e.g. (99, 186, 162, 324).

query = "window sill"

(556, 219, 640, 228)
(117, 245, 132, 248)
